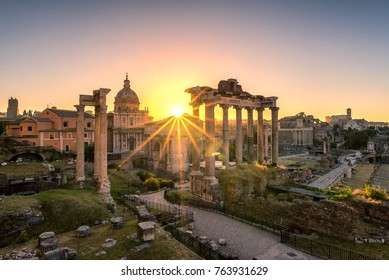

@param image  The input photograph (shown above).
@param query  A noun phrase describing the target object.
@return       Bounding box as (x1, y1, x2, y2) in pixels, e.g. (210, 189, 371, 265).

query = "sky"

(1, 0, 389, 122)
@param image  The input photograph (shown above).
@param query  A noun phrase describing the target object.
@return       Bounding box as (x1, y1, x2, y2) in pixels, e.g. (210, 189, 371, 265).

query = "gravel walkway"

(141, 190, 318, 260)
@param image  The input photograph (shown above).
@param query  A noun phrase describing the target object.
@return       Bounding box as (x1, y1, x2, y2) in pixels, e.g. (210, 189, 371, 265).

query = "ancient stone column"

(264, 124, 269, 160)
(75, 104, 85, 182)
(247, 107, 254, 164)
(323, 138, 327, 154)
(204, 103, 216, 178)
(346, 163, 352, 179)
(235, 106, 243, 165)
(96, 88, 111, 197)
(271, 107, 279, 164)
(256, 108, 264, 163)
(221, 105, 230, 169)
(191, 103, 201, 175)
(93, 104, 101, 179)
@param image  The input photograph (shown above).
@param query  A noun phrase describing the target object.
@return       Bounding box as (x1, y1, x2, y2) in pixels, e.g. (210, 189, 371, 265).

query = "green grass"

(109, 170, 142, 199)
(31, 189, 112, 234)
(0, 162, 48, 178)
(0, 219, 202, 260)
(343, 164, 375, 189)
(0, 195, 38, 215)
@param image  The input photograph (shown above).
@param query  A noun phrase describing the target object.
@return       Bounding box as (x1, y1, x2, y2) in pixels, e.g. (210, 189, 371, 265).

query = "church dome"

(114, 74, 140, 111)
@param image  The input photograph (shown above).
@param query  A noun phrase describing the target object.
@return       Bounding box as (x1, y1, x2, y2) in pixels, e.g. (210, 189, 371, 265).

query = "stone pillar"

(96, 89, 111, 197)
(264, 124, 269, 160)
(235, 106, 243, 165)
(94, 105, 101, 179)
(256, 108, 264, 163)
(204, 103, 216, 178)
(346, 163, 352, 179)
(191, 103, 201, 175)
(247, 107, 254, 164)
(221, 105, 230, 169)
(323, 138, 327, 154)
(75, 104, 85, 182)
(271, 107, 279, 164)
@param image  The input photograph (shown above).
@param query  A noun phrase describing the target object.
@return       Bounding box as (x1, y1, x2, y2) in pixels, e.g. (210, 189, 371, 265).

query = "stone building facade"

(278, 112, 315, 146)
(107, 75, 153, 157)
(5, 107, 95, 153)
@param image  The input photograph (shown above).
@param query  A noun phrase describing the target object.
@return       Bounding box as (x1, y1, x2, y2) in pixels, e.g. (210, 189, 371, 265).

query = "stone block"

(137, 221, 156, 241)
(136, 206, 151, 222)
(76, 225, 91, 237)
(40, 238, 58, 254)
(218, 239, 226, 245)
(38, 231, 55, 246)
(110, 217, 124, 229)
(43, 247, 77, 260)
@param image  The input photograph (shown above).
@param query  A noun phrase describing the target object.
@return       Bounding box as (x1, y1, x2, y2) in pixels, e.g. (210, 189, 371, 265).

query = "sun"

(171, 106, 185, 117)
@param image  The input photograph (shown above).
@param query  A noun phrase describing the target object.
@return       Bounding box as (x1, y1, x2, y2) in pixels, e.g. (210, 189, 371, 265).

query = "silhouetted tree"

(344, 130, 369, 149)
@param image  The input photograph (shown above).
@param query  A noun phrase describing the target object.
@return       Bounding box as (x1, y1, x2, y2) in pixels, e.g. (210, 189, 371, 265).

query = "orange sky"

(1, 1, 388, 122)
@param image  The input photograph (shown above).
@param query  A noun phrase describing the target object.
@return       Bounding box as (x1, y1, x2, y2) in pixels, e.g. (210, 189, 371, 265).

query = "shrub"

(159, 179, 175, 189)
(107, 163, 118, 169)
(143, 177, 160, 191)
(329, 186, 353, 201)
(136, 171, 154, 182)
(363, 184, 388, 200)
(165, 190, 192, 205)
(17, 230, 30, 243)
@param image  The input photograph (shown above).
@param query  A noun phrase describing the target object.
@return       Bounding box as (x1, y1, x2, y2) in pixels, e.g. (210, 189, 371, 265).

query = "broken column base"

(190, 175, 223, 209)
(75, 179, 86, 189)
(97, 177, 116, 213)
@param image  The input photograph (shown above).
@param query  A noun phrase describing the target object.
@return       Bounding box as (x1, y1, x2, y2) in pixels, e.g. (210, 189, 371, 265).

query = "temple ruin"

(75, 88, 113, 204)
(185, 78, 279, 204)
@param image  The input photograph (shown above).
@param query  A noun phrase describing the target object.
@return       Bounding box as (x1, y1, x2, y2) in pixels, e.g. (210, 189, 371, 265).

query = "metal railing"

(281, 229, 378, 260)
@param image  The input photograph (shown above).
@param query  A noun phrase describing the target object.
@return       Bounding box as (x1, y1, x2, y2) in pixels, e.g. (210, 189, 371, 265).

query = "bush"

(363, 184, 388, 200)
(329, 186, 353, 201)
(159, 179, 175, 189)
(165, 190, 192, 205)
(17, 230, 30, 243)
(136, 171, 155, 182)
(107, 163, 118, 169)
(143, 177, 160, 191)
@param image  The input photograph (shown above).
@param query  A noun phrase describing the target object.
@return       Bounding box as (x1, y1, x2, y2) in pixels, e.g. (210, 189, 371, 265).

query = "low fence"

(280, 229, 378, 260)
(125, 194, 194, 222)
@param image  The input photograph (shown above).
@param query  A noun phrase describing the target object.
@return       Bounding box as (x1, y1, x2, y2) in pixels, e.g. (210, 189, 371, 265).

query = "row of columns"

(191, 104, 279, 178)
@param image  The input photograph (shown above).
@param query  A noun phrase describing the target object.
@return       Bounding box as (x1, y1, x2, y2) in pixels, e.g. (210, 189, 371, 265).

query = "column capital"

(233, 105, 243, 111)
(190, 98, 203, 107)
(245, 106, 254, 112)
(256, 107, 265, 112)
(219, 104, 231, 110)
(271, 106, 280, 111)
(74, 104, 85, 112)
(93, 88, 111, 98)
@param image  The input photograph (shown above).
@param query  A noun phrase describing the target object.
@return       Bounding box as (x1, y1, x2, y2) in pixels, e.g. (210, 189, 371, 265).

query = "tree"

(344, 130, 369, 149)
